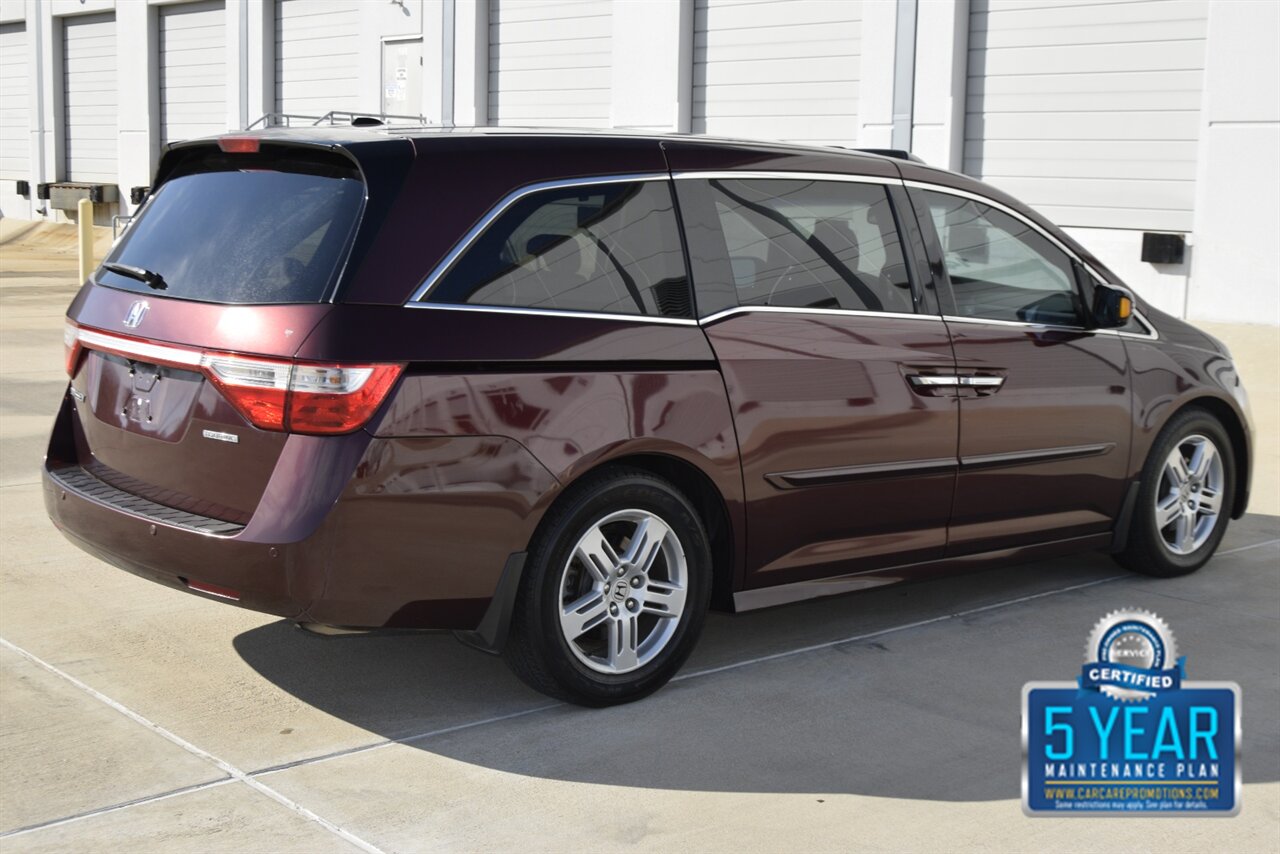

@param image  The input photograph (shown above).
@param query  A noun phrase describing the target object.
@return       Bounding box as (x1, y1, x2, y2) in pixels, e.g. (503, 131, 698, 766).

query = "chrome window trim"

(903, 180, 1159, 341)
(699, 305, 941, 327)
(902, 179, 1113, 282)
(941, 312, 1158, 340)
(403, 302, 700, 326)
(677, 171, 926, 326)
(405, 173, 672, 304)
(400, 168, 1160, 341)
(671, 170, 900, 186)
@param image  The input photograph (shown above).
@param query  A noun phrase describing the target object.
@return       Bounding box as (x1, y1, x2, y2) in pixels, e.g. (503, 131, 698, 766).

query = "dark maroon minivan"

(45, 128, 1253, 705)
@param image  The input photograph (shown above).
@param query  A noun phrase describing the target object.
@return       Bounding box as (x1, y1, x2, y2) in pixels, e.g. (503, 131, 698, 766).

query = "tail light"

(64, 319, 84, 376)
(65, 325, 403, 435)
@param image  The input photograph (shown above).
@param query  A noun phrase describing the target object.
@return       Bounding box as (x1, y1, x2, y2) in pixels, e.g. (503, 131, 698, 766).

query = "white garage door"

(275, 0, 360, 116)
(488, 0, 612, 127)
(965, 0, 1209, 232)
(160, 0, 227, 144)
(693, 0, 862, 145)
(0, 22, 28, 182)
(63, 12, 117, 183)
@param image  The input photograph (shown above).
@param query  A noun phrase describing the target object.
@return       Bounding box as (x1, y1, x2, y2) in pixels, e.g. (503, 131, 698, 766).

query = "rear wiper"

(101, 262, 168, 291)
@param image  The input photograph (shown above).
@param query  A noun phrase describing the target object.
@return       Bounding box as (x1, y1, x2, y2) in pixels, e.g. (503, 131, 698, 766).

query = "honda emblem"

(123, 300, 149, 329)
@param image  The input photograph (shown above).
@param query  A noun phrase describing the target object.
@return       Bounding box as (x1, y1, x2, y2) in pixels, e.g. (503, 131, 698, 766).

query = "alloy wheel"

(557, 509, 688, 674)
(1155, 434, 1225, 556)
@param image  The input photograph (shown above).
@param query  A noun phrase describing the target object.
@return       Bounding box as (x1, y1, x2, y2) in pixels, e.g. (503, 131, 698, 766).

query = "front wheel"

(504, 468, 712, 706)
(1115, 408, 1236, 577)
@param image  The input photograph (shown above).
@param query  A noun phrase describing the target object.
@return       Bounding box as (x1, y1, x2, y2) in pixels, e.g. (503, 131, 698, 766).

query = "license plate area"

(79, 351, 204, 442)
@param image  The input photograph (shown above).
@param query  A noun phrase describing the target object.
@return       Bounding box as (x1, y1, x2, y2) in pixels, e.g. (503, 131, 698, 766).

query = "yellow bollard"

(77, 197, 94, 283)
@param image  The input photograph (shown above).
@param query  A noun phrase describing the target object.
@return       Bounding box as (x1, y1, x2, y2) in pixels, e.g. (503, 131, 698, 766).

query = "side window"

(703, 179, 916, 314)
(921, 190, 1085, 326)
(426, 181, 692, 318)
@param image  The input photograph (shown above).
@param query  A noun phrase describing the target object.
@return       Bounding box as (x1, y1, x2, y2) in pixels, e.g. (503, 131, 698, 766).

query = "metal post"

(891, 0, 919, 152)
(77, 198, 94, 283)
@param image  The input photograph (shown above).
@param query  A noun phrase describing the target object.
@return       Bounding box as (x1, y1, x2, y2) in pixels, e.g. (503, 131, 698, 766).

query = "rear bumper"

(45, 466, 306, 619)
(44, 422, 560, 628)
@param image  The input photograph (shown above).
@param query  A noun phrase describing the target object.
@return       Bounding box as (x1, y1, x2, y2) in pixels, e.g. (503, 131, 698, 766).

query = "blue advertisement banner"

(1022, 682, 1240, 815)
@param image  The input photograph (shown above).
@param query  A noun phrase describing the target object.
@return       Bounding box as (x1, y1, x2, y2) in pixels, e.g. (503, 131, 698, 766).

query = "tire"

(503, 467, 712, 706)
(1114, 408, 1235, 577)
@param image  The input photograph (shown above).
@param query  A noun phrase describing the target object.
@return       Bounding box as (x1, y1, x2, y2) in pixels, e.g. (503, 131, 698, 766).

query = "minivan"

(45, 127, 1253, 705)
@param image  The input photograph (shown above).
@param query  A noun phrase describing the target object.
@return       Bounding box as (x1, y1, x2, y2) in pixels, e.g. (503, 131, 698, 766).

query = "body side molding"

(764, 443, 1116, 490)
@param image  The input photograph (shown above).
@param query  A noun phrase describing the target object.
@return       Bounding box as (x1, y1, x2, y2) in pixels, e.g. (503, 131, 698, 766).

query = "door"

(159, 1, 227, 145)
(675, 175, 958, 588)
(0, 22, 29, 217)
(63, 12, 117, 183)
(911, 186, 1131, 554)
(692, 0, 863, 145)
(382, 39, 422, 116)
(275, 0, 359, 115)
(966, 0, 1207, 233)
(487, 0, 612, 127)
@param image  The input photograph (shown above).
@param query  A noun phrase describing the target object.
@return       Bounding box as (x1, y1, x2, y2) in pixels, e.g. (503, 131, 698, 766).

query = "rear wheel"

(1115, 408, 1235, 577)
(504, 468, 711, 706)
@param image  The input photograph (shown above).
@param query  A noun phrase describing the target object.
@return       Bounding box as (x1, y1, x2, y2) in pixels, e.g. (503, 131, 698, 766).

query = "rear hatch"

(59, 139, 405, 526)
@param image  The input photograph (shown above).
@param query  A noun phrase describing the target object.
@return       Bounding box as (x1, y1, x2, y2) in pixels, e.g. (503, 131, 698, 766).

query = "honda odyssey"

(45, 127, 1253, 705)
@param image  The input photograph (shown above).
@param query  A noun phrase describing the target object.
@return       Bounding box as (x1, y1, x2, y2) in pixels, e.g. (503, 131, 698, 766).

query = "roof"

(181, 122, 910, 166)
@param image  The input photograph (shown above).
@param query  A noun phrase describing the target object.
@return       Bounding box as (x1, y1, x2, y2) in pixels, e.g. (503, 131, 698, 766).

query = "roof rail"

(853, 148, 925, 163)
(245, 111, 432, 130)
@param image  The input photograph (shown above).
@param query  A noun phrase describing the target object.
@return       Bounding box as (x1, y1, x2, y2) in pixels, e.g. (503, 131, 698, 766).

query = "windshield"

(100, 167, 364, 304)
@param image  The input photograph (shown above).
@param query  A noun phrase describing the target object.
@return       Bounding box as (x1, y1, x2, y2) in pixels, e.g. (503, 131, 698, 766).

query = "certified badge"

(1022, 608, 1240, 816)
(1082, 609, 1183, 701)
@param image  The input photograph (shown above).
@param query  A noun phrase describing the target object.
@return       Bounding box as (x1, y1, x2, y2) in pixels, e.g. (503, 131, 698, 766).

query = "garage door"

(488, 0, 612, 127)
(275, 0, 360, 116)
(0, 22, 27, 183)
(965, 0, 1209, 232)
(160, 0, 227, 144)
(63, 12, 117, 183)
(693, 0, 862, 145)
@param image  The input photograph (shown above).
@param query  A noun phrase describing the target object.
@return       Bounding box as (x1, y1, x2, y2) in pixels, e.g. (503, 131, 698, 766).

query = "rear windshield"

(100, 163, 364, 304)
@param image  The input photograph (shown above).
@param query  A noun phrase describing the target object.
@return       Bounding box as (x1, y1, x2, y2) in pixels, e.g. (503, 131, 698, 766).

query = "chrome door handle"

(907, 374, 1005, 395)
(958, 376, 1004, 389)
(908, 375, 962, 388)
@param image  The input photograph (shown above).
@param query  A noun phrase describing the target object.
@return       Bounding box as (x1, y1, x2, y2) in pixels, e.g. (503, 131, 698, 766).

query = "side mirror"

(1092, 285, 1134, 329)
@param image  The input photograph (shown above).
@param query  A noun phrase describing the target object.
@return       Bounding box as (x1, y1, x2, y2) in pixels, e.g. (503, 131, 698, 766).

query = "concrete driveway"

(2, 225, 1277, 852)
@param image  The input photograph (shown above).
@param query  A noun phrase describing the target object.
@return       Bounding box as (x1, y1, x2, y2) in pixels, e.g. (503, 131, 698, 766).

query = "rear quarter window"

(424, 180, 693, 318)
(100, 163, 364, 304)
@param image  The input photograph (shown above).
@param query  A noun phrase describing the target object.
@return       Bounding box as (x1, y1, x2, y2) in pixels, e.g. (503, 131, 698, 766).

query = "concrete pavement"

(1, 223, 1277, 852)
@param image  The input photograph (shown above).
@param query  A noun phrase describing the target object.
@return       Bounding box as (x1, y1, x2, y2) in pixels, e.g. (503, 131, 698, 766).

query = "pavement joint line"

(0, 636, 387, 854)
(250, 702, 566, 779)
(0, 778, 235, 840)
(1217, 537, 1280, 555)
(671, 573, 1133, 682)
(1, 537, 1272, 838)
(673, 537, 1280, 684)
(261, 566, 1167, 775)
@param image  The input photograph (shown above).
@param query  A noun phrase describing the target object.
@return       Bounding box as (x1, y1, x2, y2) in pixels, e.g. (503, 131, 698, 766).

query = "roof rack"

(853, 148, 925, 163)
(245, 110, 433, 130)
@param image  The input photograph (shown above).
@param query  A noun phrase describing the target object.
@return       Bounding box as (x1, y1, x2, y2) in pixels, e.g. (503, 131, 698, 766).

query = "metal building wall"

(159, 0, 227, 145)
(0, 0, 1272, 324)
(273, 0, 360, 115)
(62, 12, 116, 183)
(0, 21, 27, 195)
(692, 0, 862, 146)
(487, 0, 612, 127)
(965, 0, 1209, 233)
